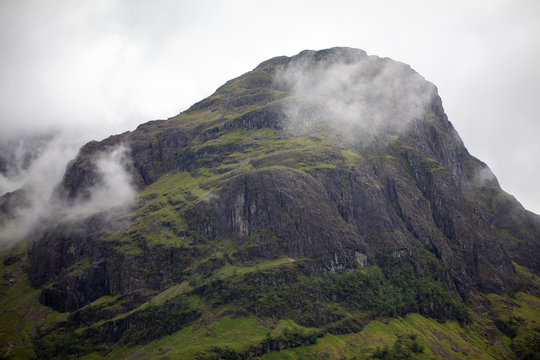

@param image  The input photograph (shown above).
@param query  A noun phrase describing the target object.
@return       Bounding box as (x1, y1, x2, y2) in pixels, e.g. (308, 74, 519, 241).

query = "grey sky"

(1, 0, 539, 213)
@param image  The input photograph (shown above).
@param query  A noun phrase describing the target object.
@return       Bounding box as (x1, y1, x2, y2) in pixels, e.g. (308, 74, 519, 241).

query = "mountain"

(1, 47, 539, 359)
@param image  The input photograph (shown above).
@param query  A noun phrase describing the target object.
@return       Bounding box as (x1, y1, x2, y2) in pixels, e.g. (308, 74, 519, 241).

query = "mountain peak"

(2, 48, 540, 359)
(189, 47, 436, 139)
(50, 48, 529, 296)
(254, 47, 369, 70)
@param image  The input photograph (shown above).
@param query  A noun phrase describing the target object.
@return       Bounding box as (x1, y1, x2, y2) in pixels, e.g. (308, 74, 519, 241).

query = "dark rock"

(3, 254, 20, 266)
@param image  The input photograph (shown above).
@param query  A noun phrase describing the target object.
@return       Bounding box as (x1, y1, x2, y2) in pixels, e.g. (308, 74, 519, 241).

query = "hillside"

(1, 47, 539, 359)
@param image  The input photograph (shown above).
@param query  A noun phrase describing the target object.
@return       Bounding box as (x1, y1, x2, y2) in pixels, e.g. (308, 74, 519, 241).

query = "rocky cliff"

(1, 47, 539, 359)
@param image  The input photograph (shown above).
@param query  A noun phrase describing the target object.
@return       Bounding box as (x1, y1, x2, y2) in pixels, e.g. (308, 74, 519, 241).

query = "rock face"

(16, 48, 540, 355)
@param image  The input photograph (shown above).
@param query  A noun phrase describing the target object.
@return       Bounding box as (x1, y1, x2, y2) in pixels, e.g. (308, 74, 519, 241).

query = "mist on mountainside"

(0, 132, 135, 249)
(275, 49, 436, 144)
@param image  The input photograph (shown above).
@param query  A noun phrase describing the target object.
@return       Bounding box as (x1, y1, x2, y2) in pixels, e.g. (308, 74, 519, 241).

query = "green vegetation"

(341, 149, 362, 166)
(0, 244, 67, 358)
(373, 334, 424, 359)
(2, 245, 475, 359)
(34, 293, 202, 358)
(259, 313, 515, 360)
(2, 230, 540, 359)
(488, 291, 540, 359)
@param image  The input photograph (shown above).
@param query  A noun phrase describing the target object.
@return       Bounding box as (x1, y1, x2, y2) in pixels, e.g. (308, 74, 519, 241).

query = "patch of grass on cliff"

(38, 293, 205, 358)
(71, 287, 195, 339)
(105, 171, 214, 249)
(102, 315, 322, 360)
(214, 258, 297, 279)
(67, 257, 91, 277)
(84, 295, 123, 309)
(0, 276, 43, 359)
(494, 228, 522, 244)
(99, 316, 270, 360)
(191, 126, 347, 175)
(114, 239, 144, 255)
(341, 149, 362, 166)
(145, 281, 192, 306)
(142, 171, 209, 204)
(488, 290, 540, 359)
(168, 108, 225, 130)
(512, 262, 540, 297)
(422, 156, 447, 173)
(168, 88, 287, 131)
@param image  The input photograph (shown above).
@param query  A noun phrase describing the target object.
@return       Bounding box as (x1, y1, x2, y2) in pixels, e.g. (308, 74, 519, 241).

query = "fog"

(276, 49, 436, 143)
(0, 136, 134, 249)
(65, 144, 135, 220)
(0, 134, 78, 247)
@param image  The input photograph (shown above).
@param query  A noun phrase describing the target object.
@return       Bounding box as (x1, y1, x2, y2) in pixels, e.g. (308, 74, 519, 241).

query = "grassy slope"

(261, 314, 507, 360)
(1, 242, 540, 359)
(0, 244, 68, 358)
(95, 285, 539, 360)
(70, 264, 540, 359)
(80, 312, 519, 360)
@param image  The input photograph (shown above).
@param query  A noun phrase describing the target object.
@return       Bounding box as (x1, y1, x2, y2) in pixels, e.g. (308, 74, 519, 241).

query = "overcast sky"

(1, 0, 539, 213)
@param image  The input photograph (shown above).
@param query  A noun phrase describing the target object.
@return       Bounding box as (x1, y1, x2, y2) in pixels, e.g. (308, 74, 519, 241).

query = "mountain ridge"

(1, 47, 539, 359)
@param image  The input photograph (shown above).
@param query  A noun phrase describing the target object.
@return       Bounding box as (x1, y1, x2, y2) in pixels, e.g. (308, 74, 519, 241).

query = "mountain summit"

(1, 47, 539, 359)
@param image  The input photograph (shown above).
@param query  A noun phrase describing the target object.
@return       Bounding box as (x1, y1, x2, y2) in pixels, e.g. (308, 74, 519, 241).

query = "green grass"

(142, 170, 210, 204)
(102, 316, 270, 359)
(214, 258, 296, 279)
(145, 281, 191, 306)
(0, 277, 44, 359)
(422, 157, 447, 173)
(341, 149, 362, 166)
(72, 310, 529, 359)
(30, 253, 535, 359)
(261, 313, 513, 360)
(103, 171, 214, 251)
(494, 228, 522, 243)
(488, 290, 540, 358)
(0, 245, 69, 358)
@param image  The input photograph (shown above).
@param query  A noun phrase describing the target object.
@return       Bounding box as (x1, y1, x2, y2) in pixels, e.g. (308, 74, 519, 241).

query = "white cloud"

(0, 134, 80, 248)
(67, 145, 135, 219)
(276, 50, 436, 143)
(0, 139, 135, 248)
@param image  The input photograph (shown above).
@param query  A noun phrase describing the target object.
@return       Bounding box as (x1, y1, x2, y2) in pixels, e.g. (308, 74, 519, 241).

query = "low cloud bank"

(0, 134, 135, 249)
(275, 49, 437, 144)
(67, 145, 135, 219)
(0, 133, 57, 196)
